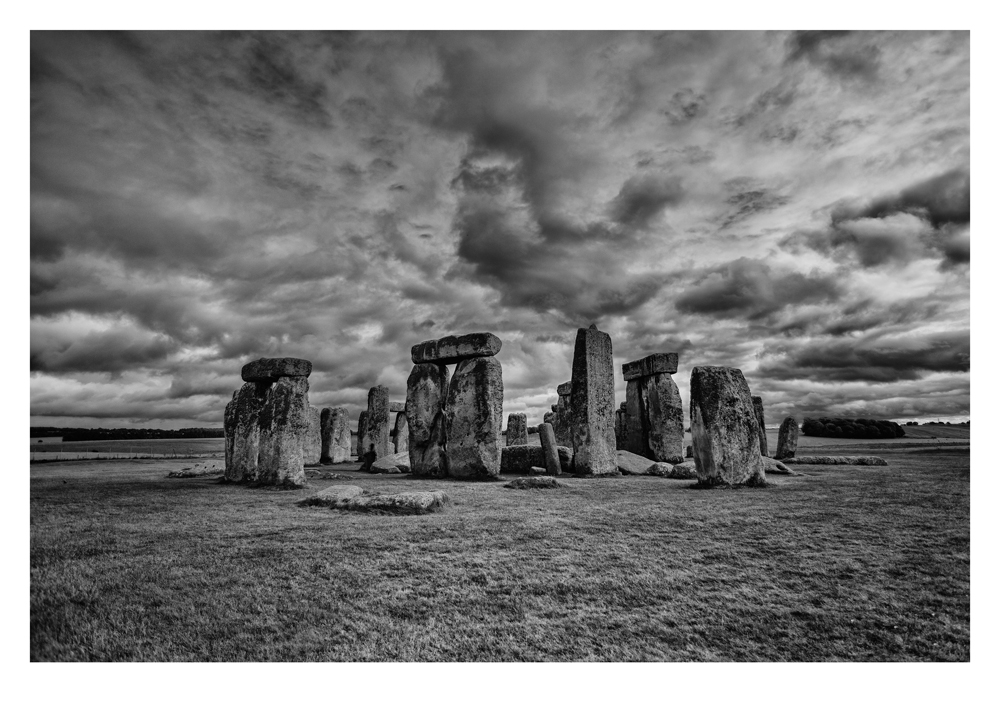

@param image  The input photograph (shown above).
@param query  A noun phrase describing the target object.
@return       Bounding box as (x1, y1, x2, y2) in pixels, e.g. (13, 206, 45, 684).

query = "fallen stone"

(528, 466, 548, 475)
(538, 421, 562, 475)
(242, 357, 312, 383)
(411, 332, 502, 365)
(167, 464, 223, 478)
(506, 412, 528, 446)
(445, 355, 504, 479)
(689, 366, 765, 487)
(657, 461, 699, 479)
(257, 376, 310, 487)
(762, 457, 800, 475)
(775, 417, 799, 459)
(370, 451, 411, 474)
(500, 444, 573, 474)
(780, 456, 888, 466)
(646, 462, 682, 477)
(569, 325, 617, 476)
(406, 363, 450, 478)
(621, 352, 678, 381)
(751, 395, 768, 457)
(504, 476, 565, 489)
(297, 484, 365, 508)
(345, 490, 450, 514)
(616, 449, 653, 475)
(320, 407, 351, 464)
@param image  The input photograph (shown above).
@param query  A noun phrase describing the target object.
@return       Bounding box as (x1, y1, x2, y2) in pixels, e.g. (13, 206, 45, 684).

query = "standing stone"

(624, 379, 648, 457)
(554, 382, 573, 446)
(614, 404, 626, 451)
(644, 373, 685, 463)
(506, 413, 528, 446)
(364, 385, 391, 459)
(538, 422, 562, 476)
(445, 356, 504, 479)
(393, 410, 409, 454)
(321, 407, 351, 464)
(356, 411, 368, 457)
(224, 391, 237, 475)
(751, 395, 768, 457)
(569, 325, 617, 476)
(302, 405, 322, 465)
(257, 376, 309, 487)
(229, 382, 269, 482)
(775, 417, 799, 459)
(689, 366, 765, 486)
(406, 363, 450, 477)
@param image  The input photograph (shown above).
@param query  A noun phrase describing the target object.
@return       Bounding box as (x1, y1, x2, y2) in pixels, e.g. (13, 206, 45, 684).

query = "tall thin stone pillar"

(775, 417, 799, 459)
(569, 324, 616, 475)
(406, 363, 450, 477)
(321, 407, 351, 464)
(751, 395, 768, 457)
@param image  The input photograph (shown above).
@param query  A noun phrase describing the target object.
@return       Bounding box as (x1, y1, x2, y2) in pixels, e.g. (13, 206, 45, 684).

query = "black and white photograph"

(24, 7, 982, 688)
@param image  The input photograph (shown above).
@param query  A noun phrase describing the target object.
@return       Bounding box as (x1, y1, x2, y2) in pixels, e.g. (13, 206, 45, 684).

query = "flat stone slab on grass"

(616, 449, 654, 475)
(167, 463, 223, 478)
(298, 485, 449, 514)
(241, 357, 312, 383)
(781, 456, 888, 466)
(504, 477, 566, 489)
(369, 451, 411, 474)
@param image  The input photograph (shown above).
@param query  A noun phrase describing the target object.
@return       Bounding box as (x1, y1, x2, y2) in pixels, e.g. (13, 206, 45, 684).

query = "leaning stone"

(389, 401, 405, 413)
(690, 366, 765, 486)
(363, 385, 392, 459)
(616, 449, 653, 475)
(411, 332, 502, 365)
(780, 456, 888, 466)
(569, 325, 617, 476)
(321, 407, 352, 464)
(406, 363, 450, 478)
(370, 451, 411, 474)
(445, 356, 504, 479)
(621, 352, 679, 382)
(505, 476, 566, 489)
(751, 395, 768, 457)
(241, 357, 312, 383)
(297, 485, 365, 508)
(393, 411, 409, 454)
(229, 382, 269, 482)
(506, 413, 528, 446)
(538, 422, 562, 475)
(302, 405, 322, 465)
(775, 417, 799, 459)
(343, 490, 450, 515)
(256, 376, 310, 487)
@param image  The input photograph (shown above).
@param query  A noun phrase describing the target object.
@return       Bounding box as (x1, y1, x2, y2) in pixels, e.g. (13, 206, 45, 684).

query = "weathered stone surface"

(257, 376, 310, 487)
(775, 417, 799, 459)
(370, 451, 411, 474)
(751, 395, 768, 457)
(614, 406, 626, 451)
(624, 379, 647, 457)
(624, 373, 684, 463)
(297, 485, 365, 508)
(662, 460, 698, 479)
(320, 407, 351, 464)
(506, 413, 528, 446)
(241, 357, 312, 383)
(500, 444, 573, 474)
(406, 363, 450, 478)
(553, 389, 573, 447)
(224, 391, 237, 475)
(762, 457, 798, 475)
(616, 449, 653, 475)
(690, 366, 765, 486)
(647, 462, 676, 477)
(780, 456, 888, 466)
(393, 411, 409, 453)
(621, 352, 678, 381)
(356, 411, 368, 457)
(556, 381, 573, 396)
(445, 356, 504, 479)
(364, 385, 392, 459)
(168, 461, 223, 478)
(411, 332, 502, 365)
(389, 401, 405, 413)
(229, 382, 269, 482)
(302, 405, 322, 465)
(538, 422, 562, 475)
(569, 325, 617, 476)
(505, 476, 566, 489)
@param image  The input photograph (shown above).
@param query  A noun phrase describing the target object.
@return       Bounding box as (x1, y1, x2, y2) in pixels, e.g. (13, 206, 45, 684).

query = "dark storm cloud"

(786, 30, 881, 81)
(841, 168, 970, 229)
(674, 258, 842, 320)
(608, 174, 684, 229)
(30, 323, 180, 374)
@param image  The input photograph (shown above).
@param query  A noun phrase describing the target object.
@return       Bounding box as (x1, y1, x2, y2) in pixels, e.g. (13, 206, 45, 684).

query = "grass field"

(30, 440, 969, 662)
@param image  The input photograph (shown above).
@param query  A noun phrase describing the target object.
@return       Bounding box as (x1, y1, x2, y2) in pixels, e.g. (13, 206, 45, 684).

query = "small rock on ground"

(504, 476, 566, 489)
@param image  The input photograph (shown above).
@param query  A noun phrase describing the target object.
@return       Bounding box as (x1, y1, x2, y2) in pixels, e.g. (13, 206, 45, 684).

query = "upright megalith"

(538, 422, 561, 476)
(406, 363, 450, 477)
(569, 325, 617, 475)
(506, 413, 528, 446)
(751, 395, 768, 457)
(445, 356, 504, 479)
(363, 385, 392, 459)
(553, 382, 573, 446)
(411, 332, 502, 366)
(689, 366, 765, 486)
(393, 409, 409, 453)
(320, 407, 351, 464)
(302, 405, 322, 465)
(228, 382, 269, 482)
(775, 417, 799, 459)
(257, 376, 310, 487)
(224, 391, 237, 473)
(621, 352, 684, 463)
(356, 411, 368, 457)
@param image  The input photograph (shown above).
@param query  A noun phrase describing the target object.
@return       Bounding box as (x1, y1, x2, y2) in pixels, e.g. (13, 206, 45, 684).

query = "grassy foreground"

(30, 448, 969, 661)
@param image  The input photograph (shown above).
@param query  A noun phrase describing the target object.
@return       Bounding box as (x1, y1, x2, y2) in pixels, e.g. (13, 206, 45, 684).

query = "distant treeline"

(30, 427, 225, 442)
(801, 418, 905, 439)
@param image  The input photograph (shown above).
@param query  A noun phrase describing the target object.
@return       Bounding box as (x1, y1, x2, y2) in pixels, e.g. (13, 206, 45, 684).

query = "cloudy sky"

(29, 30, 970, 429)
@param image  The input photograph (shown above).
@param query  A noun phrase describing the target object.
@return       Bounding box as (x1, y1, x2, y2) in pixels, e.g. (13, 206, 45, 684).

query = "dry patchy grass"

(30, 449, 969, 661)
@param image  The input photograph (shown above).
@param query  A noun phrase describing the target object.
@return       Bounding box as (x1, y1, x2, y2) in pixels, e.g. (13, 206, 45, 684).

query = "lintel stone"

(410, 332, 502, 365)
